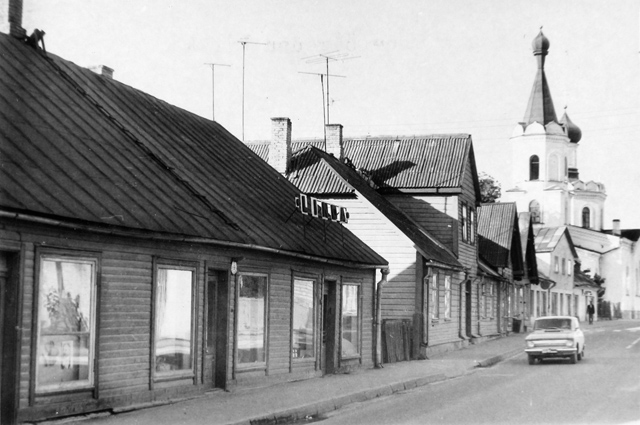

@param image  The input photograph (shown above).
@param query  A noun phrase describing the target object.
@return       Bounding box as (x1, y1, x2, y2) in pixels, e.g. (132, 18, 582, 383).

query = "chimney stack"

(88, 65, 114, 79)
(326, 124, 343, 161)
(612, 219, 621, 236)
(1, 0, 27, 39)
(270, 117, 292, 174)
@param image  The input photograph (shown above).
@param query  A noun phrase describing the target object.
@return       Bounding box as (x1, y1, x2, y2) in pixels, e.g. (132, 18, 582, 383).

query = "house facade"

(0, 15, 388, 423)
(248, 120, 484, 357)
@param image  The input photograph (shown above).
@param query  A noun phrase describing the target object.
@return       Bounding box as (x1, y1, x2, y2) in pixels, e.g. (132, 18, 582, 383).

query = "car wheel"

(570, 352, 577, 364)
(528, 355, 536, 365)
(577, 345, 582, 361)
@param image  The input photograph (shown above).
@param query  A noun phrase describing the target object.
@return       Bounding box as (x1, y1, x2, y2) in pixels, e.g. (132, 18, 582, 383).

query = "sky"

(20, 0, 640, 228)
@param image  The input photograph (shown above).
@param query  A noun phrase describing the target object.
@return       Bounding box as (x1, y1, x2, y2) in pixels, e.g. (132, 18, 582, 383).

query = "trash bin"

(512, 318, 521, 333)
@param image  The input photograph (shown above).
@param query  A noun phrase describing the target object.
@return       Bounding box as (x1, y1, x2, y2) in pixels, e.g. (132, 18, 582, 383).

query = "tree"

(478, 172, 501, 203)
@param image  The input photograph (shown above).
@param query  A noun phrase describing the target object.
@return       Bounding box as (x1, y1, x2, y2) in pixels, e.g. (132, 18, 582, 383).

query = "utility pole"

(238, 40, 267, 141)
(204, 63, 230, 121)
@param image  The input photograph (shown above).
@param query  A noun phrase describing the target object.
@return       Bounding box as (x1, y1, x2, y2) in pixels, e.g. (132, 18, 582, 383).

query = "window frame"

(461, 204, 468, 242)
(32, 250, 100, 396)
(235, 272, 269, 371)
(469, 207, 476, 245)
(554, 256, 559, 273)
(529, 200, 541, 224)
(530, 155, 540, 180)
(431, 273, 440, 321)
(291, 277, 317, 362)
(561, 258, 566, 276)
(151, 260, 197, 383)
(340, 283, 361, 359)
(443, 275, 451, 320)
(582, 207, 591, 229)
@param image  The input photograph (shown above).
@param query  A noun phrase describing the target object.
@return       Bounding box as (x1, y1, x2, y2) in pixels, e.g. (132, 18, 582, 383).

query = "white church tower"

(502, 30, 607, 230)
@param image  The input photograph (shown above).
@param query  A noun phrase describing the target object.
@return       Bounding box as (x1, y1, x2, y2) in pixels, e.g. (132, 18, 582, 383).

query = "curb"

(475, 347, 523, 368)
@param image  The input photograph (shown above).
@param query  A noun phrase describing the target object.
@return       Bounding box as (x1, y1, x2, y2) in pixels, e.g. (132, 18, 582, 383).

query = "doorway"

(1, 252, 19, 425)
(205, 269, 229, 390)
(321, 280, 337, 374)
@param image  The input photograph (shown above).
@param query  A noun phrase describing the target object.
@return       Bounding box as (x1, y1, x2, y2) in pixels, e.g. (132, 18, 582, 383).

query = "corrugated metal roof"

(302, 147, 462, 269)
(535, 226, 579, 260)
(0, 34, 386, 267)
(477, 203, 518, 268)
(247, 135, 478, 193)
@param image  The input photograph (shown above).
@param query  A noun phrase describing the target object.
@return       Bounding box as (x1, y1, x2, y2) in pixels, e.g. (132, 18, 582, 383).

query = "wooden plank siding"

(2, 222, 377, 422)
(328, 196, 419, 321)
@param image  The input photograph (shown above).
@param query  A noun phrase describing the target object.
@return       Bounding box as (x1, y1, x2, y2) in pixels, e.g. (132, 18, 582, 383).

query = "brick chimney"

(326, 124, 343, 161)
(270, 117, 292, 174)
(612, 219, 621, 236)
(1, 0, 27, 38)
(88, 65, 114, 79)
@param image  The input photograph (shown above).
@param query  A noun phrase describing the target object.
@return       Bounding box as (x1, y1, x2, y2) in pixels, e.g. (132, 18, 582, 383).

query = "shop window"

(237, 274, 268, 366)
(341, 285, 360, 358)
(444, 275, 451, 319)
(35, 255, 97, 393)
(154, 265, 195, 378)
(292, 278, 315, 359)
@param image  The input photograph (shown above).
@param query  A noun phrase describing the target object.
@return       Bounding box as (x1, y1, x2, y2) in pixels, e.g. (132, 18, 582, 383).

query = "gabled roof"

(477, 203, 523, 272)
(250, 135, 482, 200)
(566, 225, 620, 254)
(0, 34, 386, 267)
(295, 147, 462, 270)
(534, 226, 579, 259)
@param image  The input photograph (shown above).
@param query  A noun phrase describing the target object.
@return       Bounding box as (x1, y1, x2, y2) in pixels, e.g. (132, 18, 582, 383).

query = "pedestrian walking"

(587, 301, 595, 324)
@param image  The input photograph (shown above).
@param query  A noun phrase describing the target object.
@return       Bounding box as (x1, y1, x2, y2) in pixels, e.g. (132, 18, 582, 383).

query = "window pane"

(341, 285, 359, 357)
(155, 268, 193, 373)
(431, 274, 439, 319)
(292, 279, 314, 359)
(36, 257, 95, 392)
(238, 275, 266, 364)
(444, 276, 451, 319)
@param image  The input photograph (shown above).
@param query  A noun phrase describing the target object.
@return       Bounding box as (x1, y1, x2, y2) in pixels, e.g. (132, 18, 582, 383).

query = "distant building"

(500, 30, 640, 320)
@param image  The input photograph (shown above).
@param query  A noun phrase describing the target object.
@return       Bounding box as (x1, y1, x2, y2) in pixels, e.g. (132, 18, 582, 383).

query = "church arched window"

(582, 207, 591, 229)
(529, 200, 541, 224)
(529, 155, 539, 180)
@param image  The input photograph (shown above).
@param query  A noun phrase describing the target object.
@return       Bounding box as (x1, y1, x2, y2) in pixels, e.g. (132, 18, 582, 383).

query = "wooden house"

(248, 122, 484, 357)
(477, 203, 538, 335)
(0, 20, 388, 423)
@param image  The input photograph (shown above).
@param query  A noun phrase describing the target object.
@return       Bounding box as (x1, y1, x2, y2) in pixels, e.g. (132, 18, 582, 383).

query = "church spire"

(522, 29, 558, 126)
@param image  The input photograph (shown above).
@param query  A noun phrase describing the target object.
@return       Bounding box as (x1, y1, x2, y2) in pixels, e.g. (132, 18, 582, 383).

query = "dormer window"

(582, 207, 591, 229)
(529, 155, 539, 180)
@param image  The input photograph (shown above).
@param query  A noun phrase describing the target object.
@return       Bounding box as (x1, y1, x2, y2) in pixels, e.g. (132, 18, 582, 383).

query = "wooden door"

(1, 252, 19, 425)
(205, 269, 228, 390)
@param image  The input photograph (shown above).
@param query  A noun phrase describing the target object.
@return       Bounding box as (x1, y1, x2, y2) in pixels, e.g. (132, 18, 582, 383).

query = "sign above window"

(295, 194, 349, 223)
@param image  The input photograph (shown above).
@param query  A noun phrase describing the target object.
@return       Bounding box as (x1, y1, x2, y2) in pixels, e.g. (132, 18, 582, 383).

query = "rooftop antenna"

(238, 40, 267, 141)
(303, 51, 359, 126)
(204, 63, 230, 121)
(299, 71, 345, 149)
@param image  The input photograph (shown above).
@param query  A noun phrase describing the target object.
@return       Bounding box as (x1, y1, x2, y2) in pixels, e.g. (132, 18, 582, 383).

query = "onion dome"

(532, 29, 550, 56)
(560, 108, 582, 143)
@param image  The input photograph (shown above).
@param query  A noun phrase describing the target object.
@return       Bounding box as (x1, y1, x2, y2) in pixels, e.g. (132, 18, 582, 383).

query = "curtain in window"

(341, 285, 359, 357)
(36, 258, 95, 392)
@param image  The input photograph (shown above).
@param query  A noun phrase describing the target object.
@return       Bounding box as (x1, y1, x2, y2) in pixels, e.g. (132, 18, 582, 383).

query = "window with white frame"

(154, 265, 195, 377)
(567, 260, 572, 276)
(444, 275, 451, 319)
(461, 205, 468, 242)
(561, 258, 566, 275)
(292, 278, 315, 359)
(469, 208, 476, 245)
(35, 254, 97, 393)
(341, 284, 360, 358)
(431, 273, 439, 320)
(237, 273, 268, 366)
(554, 256, 559, 273)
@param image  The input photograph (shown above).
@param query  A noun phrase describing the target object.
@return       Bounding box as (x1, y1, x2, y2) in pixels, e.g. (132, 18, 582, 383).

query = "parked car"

(525, 316, 585, 365)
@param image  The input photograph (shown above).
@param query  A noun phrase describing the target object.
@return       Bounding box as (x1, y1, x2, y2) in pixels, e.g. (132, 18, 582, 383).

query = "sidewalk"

(56, 332, 525, 425)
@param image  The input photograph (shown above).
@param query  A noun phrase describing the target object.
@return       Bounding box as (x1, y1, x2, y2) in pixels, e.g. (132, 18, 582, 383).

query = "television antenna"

(303, 51, 359, 125)
(204, 63, 230, 121)
(299, 71, 345, 147)
(238, 40, 267, 141)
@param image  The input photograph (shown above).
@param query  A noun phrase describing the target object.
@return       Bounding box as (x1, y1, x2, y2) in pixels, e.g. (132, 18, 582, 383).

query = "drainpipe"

(374, 268, 390, 368)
